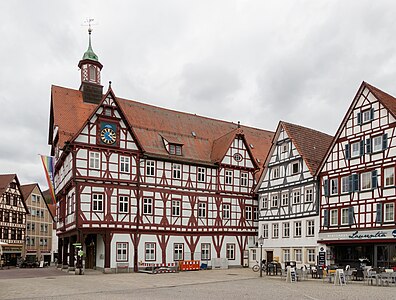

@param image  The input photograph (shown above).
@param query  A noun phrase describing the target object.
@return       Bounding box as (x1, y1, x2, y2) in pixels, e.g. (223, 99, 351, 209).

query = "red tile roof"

(50, 86, 274, 174)
(365, 82, 396, 117)
(281, 122, 333, 175)
(19, 183, 36, 199)
(0, 174, 16, 195)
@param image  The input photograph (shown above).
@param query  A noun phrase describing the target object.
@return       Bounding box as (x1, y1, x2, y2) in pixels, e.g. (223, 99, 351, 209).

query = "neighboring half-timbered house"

(318, 82, 396, 269)
(256, 122, 332, 268)
(48, 30, 274, 272)
(0, 174, 29, 266)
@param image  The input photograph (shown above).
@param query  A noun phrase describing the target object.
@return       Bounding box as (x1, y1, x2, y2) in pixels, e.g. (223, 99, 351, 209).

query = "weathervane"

(82, 17, 98, 34)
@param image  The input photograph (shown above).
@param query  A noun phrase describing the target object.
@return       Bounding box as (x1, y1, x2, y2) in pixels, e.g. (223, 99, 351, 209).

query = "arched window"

(89, 65, 97, 82)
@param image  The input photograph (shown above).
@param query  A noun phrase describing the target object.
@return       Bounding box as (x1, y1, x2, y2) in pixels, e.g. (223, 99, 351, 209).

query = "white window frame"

(197, 167, 206, 182)
(330, 178, 338, 195)
(262, 196, 268, 209)
(262, 224, 268, 239)
(198, 202, 207, 218)
(362, 109, 371, 123)
(172, 200, 181, 217)
(245, 206, 252, 220)
(120, 156, 130, 173)
(294, 249, 302, 263)
(283, 222, 290, 238)
(240, 172, 248, 187)
(384, 167, 395, 187)
(361, 172, 372, 191)
(92, 194, 103, 212)
(283, 249, 290, 262)
(292, 191, 300, 204)
(341, 176, 349, 193)
(172, 164, 181, 179)
(306, 220, 315, 237)
(291, 162, 299, 175)
(272, 167, 280, 179)
(305, 189, 313, 202)
(307, 249, 316, 264)
(384, 203, 394, 222)
(372, 135, 383, 152)
(330, 209, 338, 226)
(145, 242, 155, 261)
(116, 243, 128, 262)
(119, 196, 129, 213)
(174, 243, 184, 261)
(201, 243, 211, 261)
(226, 244, 235, 260)
(146, 160, 155, 176)
(281, 193, 289, 206)
(143, 198, 153, 215)
(225, 170, 233, 185)
(89, 152, 100, 169)
(272, 223, 279, 238)
(222, 203, 230, 219)
(351, 142, 360, 158)
(271, 195, 279, 208)
(341, 208, 349, 225)
(294, 221, 302, 237)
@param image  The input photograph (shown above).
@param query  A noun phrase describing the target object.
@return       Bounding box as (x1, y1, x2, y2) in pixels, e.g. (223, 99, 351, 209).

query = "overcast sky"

(1, 0, 396, 189)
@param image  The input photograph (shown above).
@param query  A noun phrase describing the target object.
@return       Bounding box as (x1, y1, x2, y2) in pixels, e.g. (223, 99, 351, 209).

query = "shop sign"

(319, 229, 396, 241)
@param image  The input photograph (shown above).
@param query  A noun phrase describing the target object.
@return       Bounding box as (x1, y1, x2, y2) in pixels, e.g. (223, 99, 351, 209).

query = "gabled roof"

(281, 122, 333, 175)
(20, 183, 55, 221)
(50, 85, 274, 171)
(0, 174, 16, 195)
(317, 81, 396, 174)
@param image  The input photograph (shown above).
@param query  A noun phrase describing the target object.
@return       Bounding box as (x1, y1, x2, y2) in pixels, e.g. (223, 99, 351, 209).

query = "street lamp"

(258, 235, 264, 277)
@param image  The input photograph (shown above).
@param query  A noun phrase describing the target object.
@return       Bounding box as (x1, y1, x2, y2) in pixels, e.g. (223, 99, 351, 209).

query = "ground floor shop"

(319, 228, 396, 269)
(0, 244, 23, 266)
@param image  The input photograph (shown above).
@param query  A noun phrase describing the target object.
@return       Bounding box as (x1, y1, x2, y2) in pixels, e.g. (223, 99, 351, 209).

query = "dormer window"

(169, 144, 182, 156)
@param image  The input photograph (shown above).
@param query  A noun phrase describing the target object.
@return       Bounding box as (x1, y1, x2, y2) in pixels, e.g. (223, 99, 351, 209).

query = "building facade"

(319, 82, 396, 269)
(256, 122, 332, 268)
(20, 184, 54, 264)
(48, 30, 273, 272)
(0, 174, 29, 266)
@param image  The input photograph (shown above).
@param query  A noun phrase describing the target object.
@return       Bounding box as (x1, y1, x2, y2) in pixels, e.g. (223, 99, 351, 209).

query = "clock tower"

(78, 26, 103, 104)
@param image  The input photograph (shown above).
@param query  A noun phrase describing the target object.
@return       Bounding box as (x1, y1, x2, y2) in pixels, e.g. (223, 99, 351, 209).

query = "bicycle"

(252, 260, 267, 273)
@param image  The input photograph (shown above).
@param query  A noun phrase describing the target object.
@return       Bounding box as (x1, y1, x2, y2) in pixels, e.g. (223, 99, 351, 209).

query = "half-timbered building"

(256, 122, 332, 268)
(318, 82, 396, 269)
(0, 174, 29, 266)
(49, 30, 273, 272)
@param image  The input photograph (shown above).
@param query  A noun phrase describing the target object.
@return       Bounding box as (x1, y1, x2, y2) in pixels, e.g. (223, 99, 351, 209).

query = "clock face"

(100, 126, 116, 145)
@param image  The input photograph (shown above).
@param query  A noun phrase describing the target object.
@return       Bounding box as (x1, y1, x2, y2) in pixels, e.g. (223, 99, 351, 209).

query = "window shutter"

(376, 203, 383, 224)
(323, 209, 329, 227)
(348, 206, 355, 225)
(348, 175, 353, 193)
(357, 112, 362, 125)
(324, 179, 329, 196)
(372, 170, 378, 189)
(352, 174, 359, 192)
(360, 140, 364, 156)
(345, 144, 350, 160)
(366, 138, 372, 154)
(370, 108, 374, 120)
(382, 133, 388, 150)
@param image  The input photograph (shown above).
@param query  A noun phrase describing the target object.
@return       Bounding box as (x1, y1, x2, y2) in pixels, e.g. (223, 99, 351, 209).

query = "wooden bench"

(116, 263, 130, 273)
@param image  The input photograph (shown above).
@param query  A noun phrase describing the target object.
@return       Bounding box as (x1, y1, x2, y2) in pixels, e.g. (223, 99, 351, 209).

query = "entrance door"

(266, 251, 273, 262)
(85, 244, 95, 269)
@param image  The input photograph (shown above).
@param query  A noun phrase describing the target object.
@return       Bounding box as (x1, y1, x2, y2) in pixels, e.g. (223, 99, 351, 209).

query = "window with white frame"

(222, 204, 230, 219)
(253, 207, 258, 221)
(120, 156, 130, 173)
(384, 203, 394, 222)
(307, 249, 316, 263)
(245, 206, 252, 220)
(384, 167, 395, 187)
(341, 208, 349, 225)
(262, 224, 268, 238)
(251, 249, 257, 261)
(341, 176, 349, 193)
(146, 160, 155, 176)
(225, 170, 233, 185)
(271, 195, 279, 208)
(306, 220, 315, 236)
(172, 164, 181, 179)
(361, 172, 372, 190)
(172, 200, 181, 217)
(92, 194, 103, 212)
(305, 189, 313, 202)
(294, 221, 302, 237)
(119, 196, 129, 213)
(330, 178, 338, 195)
(291, 162, 299, 174)
(362, 109, 372, 123)
(281, 193, 289, 206)
(330, 209, 338, 226)
(197, 167, 206, 182)
(174, 243, 184, 261)
(292, 191, 300, 204)
(283, 249, 290, 262)
(282, 143, 289, 153)
(89, 152, 100, 169)
(351, 142, 360, 158)
(283, 222, 290, 238)
(145, 243, 155, 261)
(372, 135, 383, 152)
(262, 196, 268, 209)
(272, 223, 279, 238)
(201, 243, 211, 260)
(117, 243, 128, 262)
(272, 167, 280, 179)
(143, 198, 153, 214)
(294, 249, 302, 262)
(226, 244, 235, 260)
(240, 172, 248, 187)
(198, 202, 207, 218)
